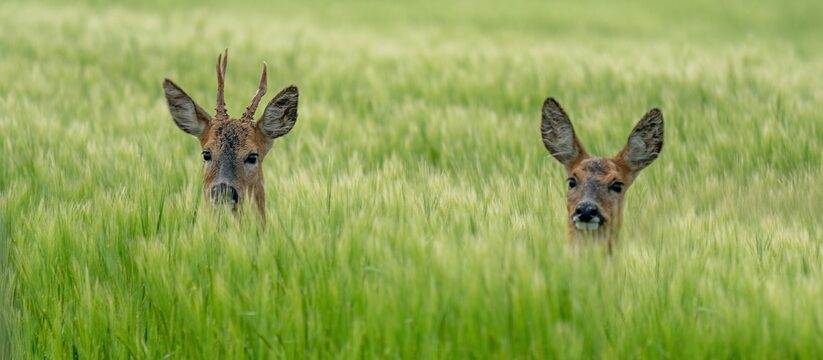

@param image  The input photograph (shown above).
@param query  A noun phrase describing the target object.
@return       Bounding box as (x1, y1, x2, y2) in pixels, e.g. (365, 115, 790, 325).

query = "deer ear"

(257, 85, 298, 140)
(541, 97, 586, 167)
(619, 108, 664, 173)
(163, 79, 212, 137)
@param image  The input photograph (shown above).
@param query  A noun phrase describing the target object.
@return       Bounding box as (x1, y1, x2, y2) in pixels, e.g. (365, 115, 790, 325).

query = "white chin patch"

(574, 221, 601, 231)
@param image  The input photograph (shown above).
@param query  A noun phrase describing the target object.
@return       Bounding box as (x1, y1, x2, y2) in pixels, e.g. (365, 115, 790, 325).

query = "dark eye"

(245, 153, 258, 165)
(202, 150, 212, 161)
(567, 178, 577, 189)
(609, 182, 624, 193)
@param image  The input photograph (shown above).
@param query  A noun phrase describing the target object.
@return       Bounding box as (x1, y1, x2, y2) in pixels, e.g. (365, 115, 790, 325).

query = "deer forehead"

(202, 120, 262, 153)
(571, 158, 624, 182)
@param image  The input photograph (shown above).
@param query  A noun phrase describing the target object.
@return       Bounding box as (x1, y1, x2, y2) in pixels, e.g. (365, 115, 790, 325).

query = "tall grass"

(1, 0, 822, 357)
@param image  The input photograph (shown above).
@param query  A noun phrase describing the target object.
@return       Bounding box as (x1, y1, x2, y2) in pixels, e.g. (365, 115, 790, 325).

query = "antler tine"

(242, 62, 268, 120)
(215, 49, 229, 119)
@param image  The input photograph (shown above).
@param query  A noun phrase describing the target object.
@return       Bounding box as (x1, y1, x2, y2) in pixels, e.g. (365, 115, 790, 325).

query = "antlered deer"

(540, 98, 663, 254)
(163, 50, 298, 215)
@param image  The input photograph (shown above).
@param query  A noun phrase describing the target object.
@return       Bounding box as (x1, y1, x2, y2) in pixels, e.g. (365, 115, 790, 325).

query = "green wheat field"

(1, 0, 822, 358)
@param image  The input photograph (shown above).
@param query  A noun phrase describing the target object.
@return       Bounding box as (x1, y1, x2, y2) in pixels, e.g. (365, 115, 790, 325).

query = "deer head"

(540, 98, 663, 253)
(163, 49, 298, 215)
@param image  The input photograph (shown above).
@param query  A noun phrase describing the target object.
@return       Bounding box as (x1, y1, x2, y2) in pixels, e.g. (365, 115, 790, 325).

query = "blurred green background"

(1, 0, 822, 358)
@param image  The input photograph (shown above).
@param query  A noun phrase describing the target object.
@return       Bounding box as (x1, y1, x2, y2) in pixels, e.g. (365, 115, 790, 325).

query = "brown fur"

(541, 98, 664, 254)
(199, 119, 273, 215)
(163, 50, 298, 216)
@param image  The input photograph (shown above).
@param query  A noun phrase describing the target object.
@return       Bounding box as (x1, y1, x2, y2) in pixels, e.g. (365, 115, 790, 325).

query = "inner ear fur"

(163, 79, 212, 137)
(617, 108, 664, 173)
(257, 85, 299, 140)
(541, 97, 588, 168)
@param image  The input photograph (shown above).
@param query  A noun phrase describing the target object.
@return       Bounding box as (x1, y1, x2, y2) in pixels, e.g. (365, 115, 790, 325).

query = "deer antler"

(215, 48, 229, 119)
(242, 62, 267, 120)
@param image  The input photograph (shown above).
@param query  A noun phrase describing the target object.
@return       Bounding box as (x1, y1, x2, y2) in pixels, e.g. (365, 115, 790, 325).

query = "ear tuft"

(541, 97, 586, 167)
(620, 108, 664, 172)
(258, 85, 299, 140)
(163, 79, 211, 137)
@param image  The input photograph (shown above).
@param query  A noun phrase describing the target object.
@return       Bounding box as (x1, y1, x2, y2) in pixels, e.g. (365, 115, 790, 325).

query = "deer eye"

(567, 178, 577, 189)
(609, 182, 624, 193)
(202, 150, 212, 161)
(245, 153, 258, 165)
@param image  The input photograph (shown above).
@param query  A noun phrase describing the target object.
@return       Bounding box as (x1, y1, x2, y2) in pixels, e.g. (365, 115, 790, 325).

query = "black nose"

(210, 183, 240, 205)
(574, 202, 601, 223)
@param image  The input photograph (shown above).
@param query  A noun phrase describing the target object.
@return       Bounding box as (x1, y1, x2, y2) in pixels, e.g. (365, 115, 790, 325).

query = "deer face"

(565, 157, 627, 232)
(163, 50, 298, 214)
(540, 98, 663, 247)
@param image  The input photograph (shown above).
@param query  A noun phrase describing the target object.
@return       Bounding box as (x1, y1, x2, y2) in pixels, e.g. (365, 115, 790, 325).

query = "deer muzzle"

(572, 201, 603, 231)
(210, 183, 240, 209)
